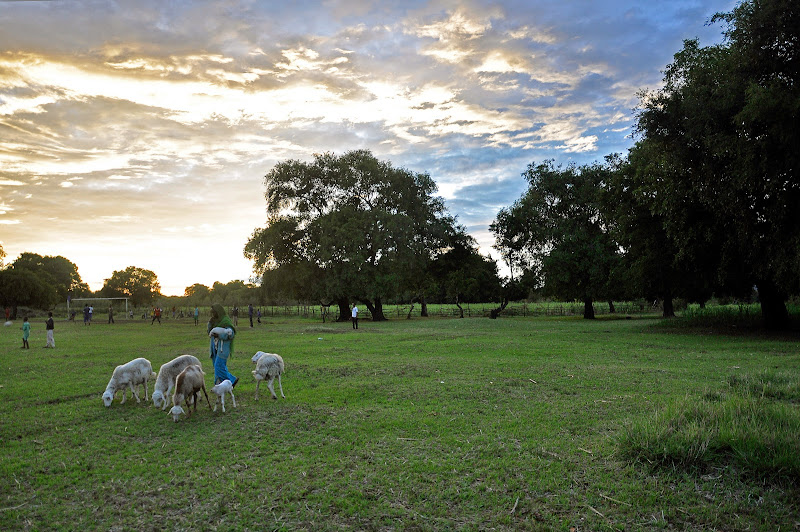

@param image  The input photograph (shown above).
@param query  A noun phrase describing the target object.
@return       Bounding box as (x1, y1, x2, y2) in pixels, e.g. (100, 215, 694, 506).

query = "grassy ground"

(0, 314, 798, 530)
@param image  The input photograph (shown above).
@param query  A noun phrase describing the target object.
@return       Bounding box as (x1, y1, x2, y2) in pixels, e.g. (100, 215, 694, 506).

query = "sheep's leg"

(213, 395, 219, 412)
(201, 385, 212, 410)
(220, 394, 226, 413)
(277, 374, 285, 399)
(144, 379, 149, 401)
(230, 390, 236, 408)
(267, 377, 277, 400)
(254, 381, 260, 400)
(185, 393, 195, 416)
(120, 387, 127, 404)
(130, 382, 141, 403)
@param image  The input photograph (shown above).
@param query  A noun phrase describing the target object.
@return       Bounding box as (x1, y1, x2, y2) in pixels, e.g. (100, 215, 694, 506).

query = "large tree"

(11, 253, 89, 301)
(634, 0, 800, 328)
(100, 266, 161, 307)
(0, 268, 58, 317)
(245, 150, 457, 321)
(491, 160, 620, 319)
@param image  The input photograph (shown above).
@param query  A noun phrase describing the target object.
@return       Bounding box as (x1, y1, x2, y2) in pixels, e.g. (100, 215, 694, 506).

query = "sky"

(0, 0, 736, 296)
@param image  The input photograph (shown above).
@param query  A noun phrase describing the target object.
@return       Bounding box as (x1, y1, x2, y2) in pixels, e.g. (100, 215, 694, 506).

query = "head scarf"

(210, 303, 236, 352)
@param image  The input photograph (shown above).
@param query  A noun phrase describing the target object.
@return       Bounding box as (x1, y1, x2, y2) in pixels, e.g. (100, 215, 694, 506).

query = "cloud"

(0, 0, 735, 291)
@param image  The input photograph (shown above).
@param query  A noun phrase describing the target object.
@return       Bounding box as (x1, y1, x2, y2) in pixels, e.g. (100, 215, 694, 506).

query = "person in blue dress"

(208, 304, 238, 387)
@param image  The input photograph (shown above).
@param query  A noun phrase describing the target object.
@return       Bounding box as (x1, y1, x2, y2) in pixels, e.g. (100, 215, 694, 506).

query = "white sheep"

(251, 351, 285, 400)
(152, 354, 202, 410)
(169, 364, 211, 422)
(210, 379, 237, 413)
(102, 357, 156, 407)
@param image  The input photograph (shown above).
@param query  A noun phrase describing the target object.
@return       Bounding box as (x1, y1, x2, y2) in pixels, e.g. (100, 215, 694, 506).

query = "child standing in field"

(21, 317, 30, 349)
(208, 304, 238, 388)
(194, 306, 199, 326)
(45, 312, 55, 348)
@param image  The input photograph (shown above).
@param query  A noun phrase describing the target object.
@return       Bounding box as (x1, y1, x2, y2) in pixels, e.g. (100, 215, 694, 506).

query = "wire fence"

(246, 301, 654, 321)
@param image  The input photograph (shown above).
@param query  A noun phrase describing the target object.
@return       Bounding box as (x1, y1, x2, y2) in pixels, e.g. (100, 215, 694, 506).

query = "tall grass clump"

(619, 371, 800, 481)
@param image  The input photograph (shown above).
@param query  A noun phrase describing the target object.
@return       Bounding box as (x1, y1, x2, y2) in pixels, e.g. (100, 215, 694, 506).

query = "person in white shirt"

(351, 304, 359, 329)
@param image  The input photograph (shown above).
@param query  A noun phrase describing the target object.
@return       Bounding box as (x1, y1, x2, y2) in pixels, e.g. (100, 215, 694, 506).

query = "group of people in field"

(18, 312, 55, 349)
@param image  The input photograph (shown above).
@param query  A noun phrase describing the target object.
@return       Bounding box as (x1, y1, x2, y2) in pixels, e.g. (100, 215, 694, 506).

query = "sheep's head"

(251, 351, 265, 364)
(152, 390, 164, 409)
(169, 405, 185, 422)
(102, 390, 114, 407)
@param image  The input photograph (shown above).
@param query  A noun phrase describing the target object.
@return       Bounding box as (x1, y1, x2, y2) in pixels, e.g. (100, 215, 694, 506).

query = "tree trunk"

(583, 298, 595, 319)
(662, 288, 675, 318)
(490, 298, 509, 319)
(420, 296, 428, 317)
(758, 280, 789, 330)
(608, 300, 615, 314)
(336, 298, 350, 322)
(365, 297, 388, 321)
(406, 301, 415, 320)
(455, 296, 464, 319)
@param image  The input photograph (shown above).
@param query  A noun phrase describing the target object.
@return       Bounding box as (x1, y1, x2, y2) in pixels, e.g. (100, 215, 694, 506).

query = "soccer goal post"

(68, 297, 129, 318)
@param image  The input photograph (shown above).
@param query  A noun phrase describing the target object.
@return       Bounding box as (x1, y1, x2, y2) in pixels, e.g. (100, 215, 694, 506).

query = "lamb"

(152, 354, 202, 410)
(102, 357, 156, 407)
(210, 379, 237, 413)
(251, 351, 285, 400)
(168, 364, 211, 422)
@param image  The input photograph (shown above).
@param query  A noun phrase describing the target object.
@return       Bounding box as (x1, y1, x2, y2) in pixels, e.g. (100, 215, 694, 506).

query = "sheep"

(251, 351, 285, 400)
(210, 379, 237, 413)
(152, 354, 202, 410)
(169, 364, 211, 422)
(102, 357, 156, 407)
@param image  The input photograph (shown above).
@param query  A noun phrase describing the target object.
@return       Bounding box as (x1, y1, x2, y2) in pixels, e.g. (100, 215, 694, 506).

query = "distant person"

(21, 316, 30, 349)
(172, 306, 177, 319)
(45, 311, 55, 348)
(88, 305, 93, 323)
(4, 307, 10, 321)
(83, 304, 90, 326)
(69, 310, 76, 322)
(194, 306, 200, 326)
(351, 304, 359, 329)
(108, 305, 115, 324)
(248, 303, 254, 328)
(208, 303, 238, 388)
(232, 306, 239, 326)
(257, 307, 262, 324)
(151, 307, 162, 325)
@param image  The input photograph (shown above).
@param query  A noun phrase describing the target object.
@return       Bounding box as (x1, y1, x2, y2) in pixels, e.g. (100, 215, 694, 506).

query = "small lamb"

(169, 364, 211, 422)
(210, 379, 237, 413)
(102, 357, 156, 407)
(251, 351, 285, 400)
(152, 354, 202, 410)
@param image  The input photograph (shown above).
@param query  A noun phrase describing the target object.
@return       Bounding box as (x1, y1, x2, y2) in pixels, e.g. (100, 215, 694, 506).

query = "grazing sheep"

(169, 364, 211, 422)
(152, 354, 202, 410)
(251, 351, 285, 400)
(102, 357, 156, 407)
(210, 379, 237, 413)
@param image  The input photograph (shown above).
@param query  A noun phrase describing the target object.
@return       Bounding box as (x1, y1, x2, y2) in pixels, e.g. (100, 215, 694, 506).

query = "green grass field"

(1, 315, 798, 530)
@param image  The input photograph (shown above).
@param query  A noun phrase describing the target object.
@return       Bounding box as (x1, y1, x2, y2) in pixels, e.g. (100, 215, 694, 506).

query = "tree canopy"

(10, 253, 89, 301)
(245, 150, 464, 320)
(630, 0, 799, 328)
(99, 266, 161, 307)
(491, 160, 620, 318)
(491, 0, 798, 327)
